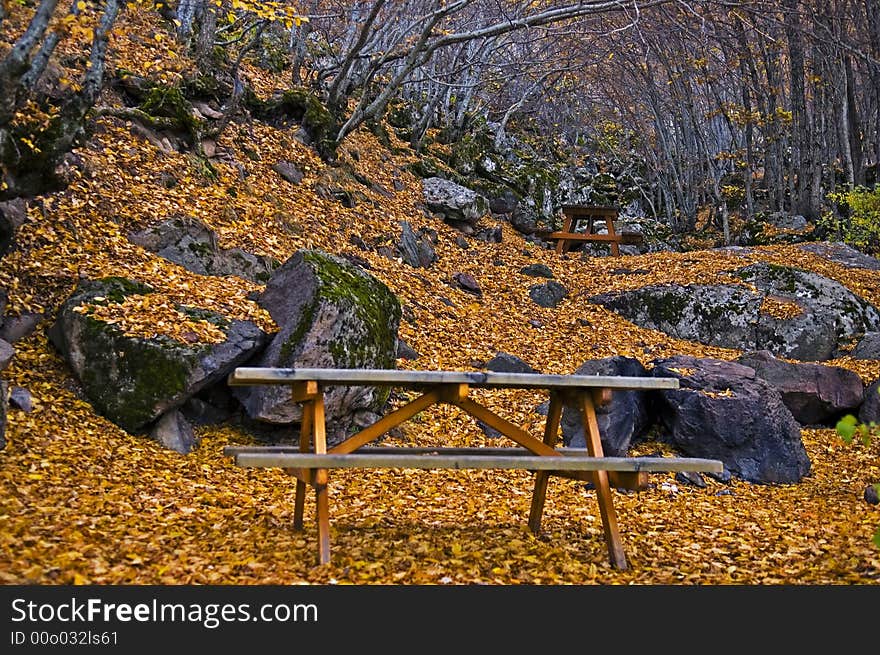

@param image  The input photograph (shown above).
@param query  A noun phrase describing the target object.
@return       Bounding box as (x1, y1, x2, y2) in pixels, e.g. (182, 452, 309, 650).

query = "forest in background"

(1, 1, 879, 586)
(2, 0, 880, 245)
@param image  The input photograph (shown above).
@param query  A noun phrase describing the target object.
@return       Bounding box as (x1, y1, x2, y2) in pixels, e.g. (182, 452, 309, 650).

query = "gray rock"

(0, 312, 43, 343)
(235, 250, 401, 440)
(8, 386, 32, 412)
(529, 281, 568, 308)
(591, 262, 880, 361)
(422, 177, 488, 226)
(766, 212, 808, 231)
(474, 226, 502, 243)
(651, 355, 811, 484)
(490, 190, 519, 215)
(452, 272, 482, 297)
(852, 332, 880, 360)
(519, 263, 554, 279)
(675, 470, 707, 488)
(509, 204, 545, 235)
(0, 338, 12, 371)
(128, 216, 277, 283)
(859, 380, 880, 424)
(737, 350, 864, 425)
(865, 484, 880, 505)
(484, 352, 539, 374)
(396, 339, 419, 361)
(49, 277, 267, 432)
(150, 409, 197, 454)
(561, 356, 651, 456)
(272, 161, 304, 185)
(798, 242, 880, 270)
(397, 221, 437, 268)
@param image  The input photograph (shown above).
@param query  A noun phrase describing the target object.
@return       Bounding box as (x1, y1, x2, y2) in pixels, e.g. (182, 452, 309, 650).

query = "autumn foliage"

(0, 3, 878, 585)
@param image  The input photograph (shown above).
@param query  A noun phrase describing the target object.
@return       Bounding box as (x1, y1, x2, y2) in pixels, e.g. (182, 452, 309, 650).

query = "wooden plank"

(529, 392, 563, 534)
(311, 393, 331, 564)
(562, 205, 618, 217)
(581, 392, 627, 570)
(292, 400, 313, 532)
(233, 452, 723, 472)
(439, 383, 469, 403)
(291, 380, 319, 402)
(452, 397, 559, 456)
(547, 232, 623, 242)
(227, 368, 680, 391)
(551, 469, 649, 491)
(329, 389, 442, 454)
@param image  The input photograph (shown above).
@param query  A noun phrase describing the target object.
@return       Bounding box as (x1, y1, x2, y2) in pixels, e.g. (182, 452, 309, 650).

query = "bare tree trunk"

(844, 57, 865, 186)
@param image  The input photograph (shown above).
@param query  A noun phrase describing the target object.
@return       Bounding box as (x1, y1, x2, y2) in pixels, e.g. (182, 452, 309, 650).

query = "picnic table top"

(228, 367, 679, 391)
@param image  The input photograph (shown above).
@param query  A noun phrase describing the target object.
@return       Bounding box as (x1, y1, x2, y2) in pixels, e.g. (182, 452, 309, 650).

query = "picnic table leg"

(292, 401, 313, 532)
(528, 392, 563, 534)
(606, 215, 620, 257)
(311, 391, 331, 565)
(556, 213, 573, 254)
(581, 390, 628, 570)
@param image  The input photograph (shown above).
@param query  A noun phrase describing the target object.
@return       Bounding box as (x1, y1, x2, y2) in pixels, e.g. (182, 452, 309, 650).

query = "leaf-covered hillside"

(1, 3, 879, 585)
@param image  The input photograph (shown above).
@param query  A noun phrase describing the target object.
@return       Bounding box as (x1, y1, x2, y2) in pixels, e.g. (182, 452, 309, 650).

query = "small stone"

(675, 470, 707, 488)
(9, 386, 33, 412)
(0, 339, 13, 371)
(396, 339, 420, 361)
(452, 272, 481, 297)
(865, 484, 880, 505)
(476, 420, 502, 439)
(455, 235, 470, 249)
(272, 161, 304, 185)
(715, 489, 734, 497)
(528, 319, 543, 328)
(706, 467, 732, 484)
(519, 263, 554, 278)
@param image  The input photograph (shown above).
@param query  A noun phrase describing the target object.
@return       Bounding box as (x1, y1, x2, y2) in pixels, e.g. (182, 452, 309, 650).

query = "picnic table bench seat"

(225, 367, 723, 570)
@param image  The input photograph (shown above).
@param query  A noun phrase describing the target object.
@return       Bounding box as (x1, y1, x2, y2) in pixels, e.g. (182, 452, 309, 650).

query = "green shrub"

(823, 185, 880, 253)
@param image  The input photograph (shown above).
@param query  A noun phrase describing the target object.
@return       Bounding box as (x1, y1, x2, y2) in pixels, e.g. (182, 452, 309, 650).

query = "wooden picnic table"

(549, 205, 622, 255)
(225, 367, 722, 570)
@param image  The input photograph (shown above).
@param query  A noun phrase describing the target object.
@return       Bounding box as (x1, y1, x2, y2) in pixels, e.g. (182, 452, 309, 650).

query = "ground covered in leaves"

(1, 9, 879, 585)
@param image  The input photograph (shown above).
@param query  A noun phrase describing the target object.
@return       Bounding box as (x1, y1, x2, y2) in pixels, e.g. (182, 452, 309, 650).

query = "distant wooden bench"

(225, 367, 723, 570)
(548, 205, 624, 255)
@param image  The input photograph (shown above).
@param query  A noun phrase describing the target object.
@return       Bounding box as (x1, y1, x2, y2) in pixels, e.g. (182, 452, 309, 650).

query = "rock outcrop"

(233, 250, 401, 441)
(49, 277, 267, 433)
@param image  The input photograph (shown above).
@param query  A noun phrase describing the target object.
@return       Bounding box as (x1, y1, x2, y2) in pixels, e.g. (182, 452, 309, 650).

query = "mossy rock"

(236, 250, 402, 441)
(48, 277, 267, 433)
(248, 87, 338, 158)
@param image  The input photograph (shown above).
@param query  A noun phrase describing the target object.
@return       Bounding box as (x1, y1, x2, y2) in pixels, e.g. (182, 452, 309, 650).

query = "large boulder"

(798, 242, 880, 270)
(484, 352, 539, 374)
(234, 250, 401, 440)
(49, 277, 267, 433)
(561, 356, 652, 456)
(128, 216, 278, 283)
(591, 262, 880, 361)
(859, 380, 880, 424)
(651, 355, 811, 484)
(851, 332, 880, 360)
(736, 350, 864, 425)
(422, 177, 489, 229)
